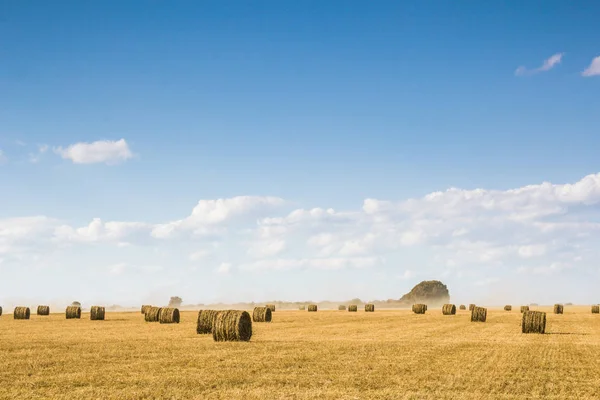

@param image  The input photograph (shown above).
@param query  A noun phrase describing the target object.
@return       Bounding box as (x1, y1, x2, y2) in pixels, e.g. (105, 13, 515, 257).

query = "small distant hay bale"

(197, 310, 219, 334)
(212, 310, 252, 342)
(308, 304, 318, 312)
(348, 305, 358, 312)
(442, 304, 456, 315)
(66, 306, 81, 319)
(459, 305, 466, 310)
(159, 308, 180, 324)
(553, 304, 564, 314)
(471, 306, 487, 322)
(266, 304, 276, 312)
(141, 305, 151, 314)
(0, 306, 2, 316)
(412, 304, 427, 314)
(90, 306, 105, 320)
(298, 305, 306, 311)
(468, 304, 475, 311)
(522, 310, 546, 334)
(37, 305, 50, 316)
(252, 306, 272, 323)
(145, 306, 162, 322)
(592, 305, 599, 314)
(365, 304, 375, 312)
(504, 305, 512, 311)
(14, 306, 30, 320)
(520, 306, 530, 313)
(338, 305, 347, 311)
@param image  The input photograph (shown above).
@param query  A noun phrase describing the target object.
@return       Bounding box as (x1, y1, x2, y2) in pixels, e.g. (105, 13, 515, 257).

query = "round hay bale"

(212, 310, 252, 342)
(553, 304, 564, 314)
(442, 304, 456, 315)
(522, 310, 546, 334)
(471, 306, 487, 322)
(504, 305, 512, 311)
(159, 308, 180, 324)
(252, 306, 272, 323)
(459, 305, 466, 310)
(412, 304, 427, 314)
(307, 304, 318, 312)
(365, 304, 375, 312)
(520, 305, 530, 313)
(592, 305, 599, 314)
(266, 304, 276, 312)
(13, 306, 30, 320)
(141, 305, 151, 314)
(0, 306, 2, 316)
(90, 306, 105, 321)
(197, 310, 219, 334)
(298, 305, 306, 311)
(37, 305, 50, 316)
(468, 304, 475, 311)
(145, 306, 162, 322)
(338, 305, 347, 311)
(66, 306, 81, 319)
(348, 305, 358, 312)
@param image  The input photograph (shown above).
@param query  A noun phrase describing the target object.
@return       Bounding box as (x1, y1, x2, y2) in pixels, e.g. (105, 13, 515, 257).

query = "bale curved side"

(37, 305, 50, 316)
(471, 306, 487, 322)
(348, 305, 358, 312)
(141, 305, 151, 314)
(307, 304, 318, 312)
(90, 306, 105, 321)
(592, 305, 599, 314)
(212, 310, 252, 342)
(252, 307, 272, 323)
(14, 307, 30, 320)
(442, 304, 456, 315)
(365, 304, 375, 312)
(522, 310, 546, 334)
(66, 306, 81, 319)
(553, 304, 564, 314)
(504, 305, 512, 311)
(197, 310, 219, 334)
(412, 304, 427, 314)
(145, 306, 162, 322)
(159, 308, 180, 324)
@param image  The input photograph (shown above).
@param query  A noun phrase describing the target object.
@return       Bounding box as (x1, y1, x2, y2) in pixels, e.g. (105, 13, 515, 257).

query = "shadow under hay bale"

(298, 305, 306, 311)
(520, 306, 530, 313)
(554, 304, 564, 314)
(338, 305, 347, 311)
(252, 307, 272, 323)
(90, 306, 105, 321)
(66, 306, 81, 319)
(159, 308, 180, 324)
(197, 310, 219, 334)
(412, 304, 427, 314)
(308, 304, 318, 312)
(592, 305, 599, 314)
(141, 305, 151, 314)
(266, 304, 276, 312)
(37, 305, 50, 316)
(459, 305, 466, 310)
(522, 310, 546, 334)
(348, 305, 358, 312)
(469, 304, 475, 311)
(145, 306, 162, 322)
(365, 304, 375, 312)
(14, 307, 30, 320)
(471, 306, 487, 322)
(442, 304, 456, 315)
(504, 305, 512, 311)
(212, 310, 252, 342)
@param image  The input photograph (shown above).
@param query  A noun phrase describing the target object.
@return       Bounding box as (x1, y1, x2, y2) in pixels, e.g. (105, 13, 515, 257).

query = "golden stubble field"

(1, 307, 600, 400)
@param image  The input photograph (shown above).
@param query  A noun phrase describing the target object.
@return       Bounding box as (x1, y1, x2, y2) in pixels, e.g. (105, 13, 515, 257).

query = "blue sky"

(1, 1, 600, 307)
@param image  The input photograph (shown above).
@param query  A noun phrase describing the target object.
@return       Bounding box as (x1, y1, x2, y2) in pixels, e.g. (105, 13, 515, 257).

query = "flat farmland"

(1, 307, 600, 399)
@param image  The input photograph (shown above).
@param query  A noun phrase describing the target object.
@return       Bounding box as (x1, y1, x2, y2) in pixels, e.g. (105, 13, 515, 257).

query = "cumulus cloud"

(238, 256, 383, 271)
(515, 52, 564, 76)
(582, 56, 600, 77)
(54, 218, 151, 243)
(54, 139, 133, 165)
(216, 262, 232, 275)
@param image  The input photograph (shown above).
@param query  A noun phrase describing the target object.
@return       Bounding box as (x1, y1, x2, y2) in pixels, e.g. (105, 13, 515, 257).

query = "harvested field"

(1, 307, 600, 399)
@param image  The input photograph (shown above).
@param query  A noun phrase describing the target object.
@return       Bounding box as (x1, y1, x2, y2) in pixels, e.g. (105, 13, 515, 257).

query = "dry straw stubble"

(348, 305, 358, 312)
(14, 307, 30, 320)
(442, 304, 456, 315)
(522, 310, 546, 334)
(212, 310, 252, 342)
(554, 304, 564, 314)
(145, 307, 162, 322)
(308, 305, 318, 312)
(197, 310, 219, 334)
(66, 306, 81, 319)
(90, 306, 105, 321)
(365, 304, 375, 312)
(37, 305, 50, 316)
(471, 306, 487, 322)
(252, 306, 272, 323)
(159, 308, 180, 324)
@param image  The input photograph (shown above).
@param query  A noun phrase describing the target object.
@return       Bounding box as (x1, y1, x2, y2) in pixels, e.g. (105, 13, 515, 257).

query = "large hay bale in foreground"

(348, 305, 358, 312)
(14, 307, 30, 320)
(592, 305, 599, 314)
(298, 305, 306, 311)
(553, 304, 564, 314)
(520, 306, 530, 313)
(141, 305, 151, 314)
(308, 304, 318, 312)
(442, 304, 456, 315)
(412, 304, 427, 314)
(37, 305, 50, 316)
(266, 304, 276, 312)
(338, 305, 347, 311)
(522, 310, 546, 334)
(212, 310, 252, 342)
(197, 310, 219, 334)
(159, 308, 180, 324)
(252, 306, 272, 323)
(66, 306, 81, 319)
(471, 306, 487, 322)
(459, 305, 466, 310)
(504, 305, 512, 311)
(365, 304, 375, 312)
(468, 304, 475, 311)
(145, 306, 162, 322)
(90, 306, 105, 321)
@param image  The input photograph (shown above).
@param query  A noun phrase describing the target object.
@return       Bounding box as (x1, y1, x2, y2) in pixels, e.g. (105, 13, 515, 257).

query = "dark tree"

(168, 296, 183, 308)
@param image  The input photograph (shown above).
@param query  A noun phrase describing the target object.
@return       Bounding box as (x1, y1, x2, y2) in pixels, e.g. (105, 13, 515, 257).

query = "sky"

(1, 1, 600, 308)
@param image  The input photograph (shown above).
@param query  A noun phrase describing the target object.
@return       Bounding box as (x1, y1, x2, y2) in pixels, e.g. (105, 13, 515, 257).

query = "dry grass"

(2, 307, 600, 399)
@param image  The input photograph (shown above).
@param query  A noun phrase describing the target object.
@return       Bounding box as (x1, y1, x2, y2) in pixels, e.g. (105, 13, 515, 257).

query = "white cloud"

(518, 244, 546, 258)
(189, 250, 211, 261)
(515, 52, 564, 76)
(54, 139, 133, 165)
(238, 256, 382, 271)
(216, 262, 232, 275)
(582, 56, 600, 77)
(247, 239, 286, 258)
(54, 218, 150, 243)
(28, 144, 49, 164)
(397, 270, 414, 280)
